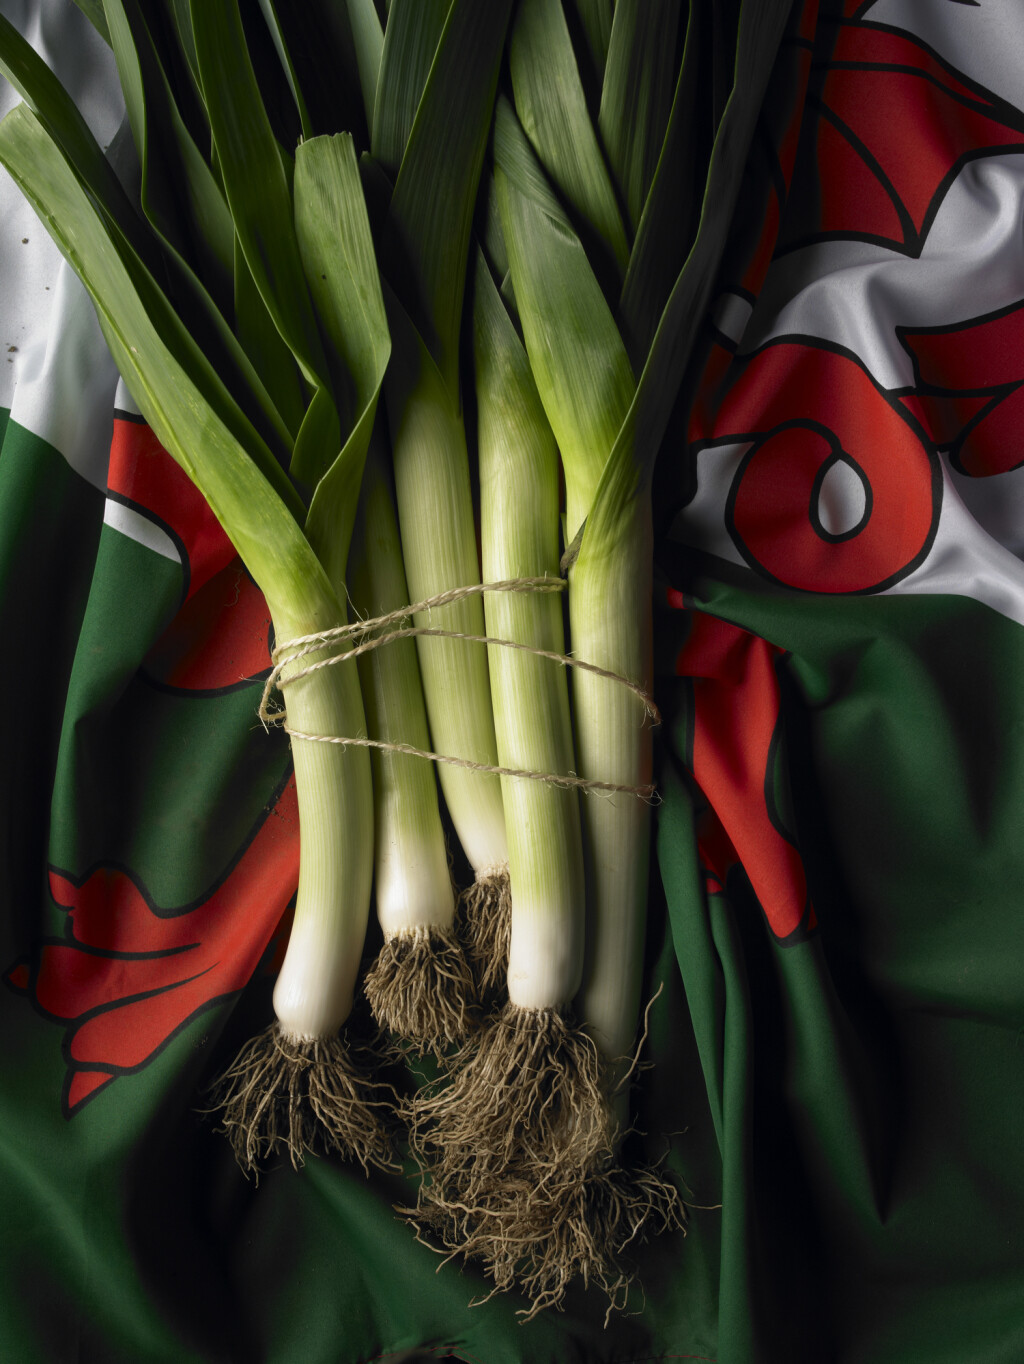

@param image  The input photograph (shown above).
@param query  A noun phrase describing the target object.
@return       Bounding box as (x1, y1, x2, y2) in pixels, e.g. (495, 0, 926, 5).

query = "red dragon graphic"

(667, 597, 815, 943)
(900, 300, 1024, 478)
(108, 413, 274, 690)
(5, 417, 298, 1113)
(789, 4, 1024, 255)
(669, 0, 1024, 935)
(5, 777, 298, 1115)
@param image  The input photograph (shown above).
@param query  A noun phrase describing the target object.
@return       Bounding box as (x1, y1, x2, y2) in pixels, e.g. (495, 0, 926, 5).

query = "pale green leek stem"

(476, 256, 584, 1008)
(569, 494, 654, 1091)
(270, 599, 374, 1040)
(385, 320, 507, 874)
(348, 438, 455, 937)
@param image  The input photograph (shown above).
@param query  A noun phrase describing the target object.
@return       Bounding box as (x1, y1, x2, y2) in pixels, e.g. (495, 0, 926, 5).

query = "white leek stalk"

(494, 104, 647, 1092)
(384, 317, 510, 982)
(489, 95, 685, 1311)
(406, 252, 614, 1310)
(477, 255, 584, 1017)
(349, 437, 473, 1051)
(216, 591, 394, 1175)
(208, 130, 399, 1173)
(568, 486, 654, 1106)
(0, 94, 397, 1174)
(268, 602, 374, 1041)
(372, 0, 514, 987)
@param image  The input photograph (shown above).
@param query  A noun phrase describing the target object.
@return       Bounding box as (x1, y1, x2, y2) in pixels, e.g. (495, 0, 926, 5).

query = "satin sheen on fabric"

(2, 1, 1023, 1362)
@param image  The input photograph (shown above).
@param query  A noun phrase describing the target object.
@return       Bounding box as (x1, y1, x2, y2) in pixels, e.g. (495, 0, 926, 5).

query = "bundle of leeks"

(0, 0, 790, 1317)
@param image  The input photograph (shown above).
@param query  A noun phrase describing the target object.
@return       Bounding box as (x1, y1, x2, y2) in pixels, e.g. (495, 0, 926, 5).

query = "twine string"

(261, 577, 567, 716)
(265, 624, 658, 722)
(279, 729, 657, 801)
(260, 577, 659, 801)
(273, 577, 566, 662)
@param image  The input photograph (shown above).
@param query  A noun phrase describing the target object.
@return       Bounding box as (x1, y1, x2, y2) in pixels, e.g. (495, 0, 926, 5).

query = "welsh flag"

(2, 2, 1023, 1362)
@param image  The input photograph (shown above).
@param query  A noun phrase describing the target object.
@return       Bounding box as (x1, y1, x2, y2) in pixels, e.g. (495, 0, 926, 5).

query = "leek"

(374, 0, 515, 985)
(398, 0, 693, 1311)
(477, 0, 794, 1306)
(481, 0, 692, 1298)
(290, 1, 484, 1055)
(13, 0, 795, 1313)
(0, 10, 394, 1174)
(383, 310, 510, 968)
(351, 436, 473, 1052)
(478, 253, 584, 1021)
(408, 248, 599, 1268)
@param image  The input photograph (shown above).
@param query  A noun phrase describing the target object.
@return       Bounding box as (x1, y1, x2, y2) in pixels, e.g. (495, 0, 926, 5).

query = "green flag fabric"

(655, 0, 1024, 1358)
(2, 1, 1023, 1362)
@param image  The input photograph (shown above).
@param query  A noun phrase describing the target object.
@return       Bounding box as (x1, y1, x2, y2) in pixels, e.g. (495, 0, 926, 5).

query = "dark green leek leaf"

(508, 0, 629, 278)
(599, 0, 681, 234)
(479, 177, 519, 323)
(102, 0, 146, 189)
(358, 150, 393, 241)
(71, 0, 112, 46)
(149, 1, 214, 177)
(259, 3, 369, 149)
(346, 0, 385, 136)
(0, 102, 321, 613)
(473, 247, 551, 484)
(234, 233, 309, 440)
(296, 136, 389, 426)
(709, 0, 744, 129)
(630, 0, 793, 484)
(305, 397, 380, 594)
(479, 176, 509, 287)
(491, 97, 571, 228)
(102, 0, 233, 302)
(257, 0, 314, 141)
(498, 267, 518, 322)
(370, 0, 449, 174)
(619, 0, 703, 367)
(567, 0, 612, 80)
(151, 75, 233, 292)
(585, 0, 794, 561)
(291, 382, 342, 498)
(191, 0, 330, 392)
(163, 0, 202, 102)
(384, 0, 513, 399)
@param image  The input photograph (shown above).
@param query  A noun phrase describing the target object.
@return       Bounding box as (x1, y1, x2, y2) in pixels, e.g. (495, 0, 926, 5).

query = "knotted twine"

(258, 577, 660, 801)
